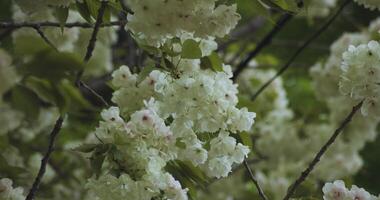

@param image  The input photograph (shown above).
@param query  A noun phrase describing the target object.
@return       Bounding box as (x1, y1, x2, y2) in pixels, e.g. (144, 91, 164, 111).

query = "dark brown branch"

(75, 1, 110, 107)
(251, 0, 351, 101)
(0, 20, 127, 29)
(83, 1, 108, 63)
(33, 26, 58, 51)
(243, 159, 268, 200)
(78, 80, 109, 107)
(25, 116, 64, 200)
(232, 13, 293, 81)
(283, 100, 363, 200)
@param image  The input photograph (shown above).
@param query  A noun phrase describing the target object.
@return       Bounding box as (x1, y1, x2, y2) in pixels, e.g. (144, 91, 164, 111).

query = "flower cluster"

(223, 18, 380, 195)
(126, 0, 240, 46)
(304, 0, 337, 18)
(322, 180, 379, 200)
(86, 61, 255, 199)
(340, 41, 380, 117)
(0, 178, 25, 200)
(354, 0, 380, 10)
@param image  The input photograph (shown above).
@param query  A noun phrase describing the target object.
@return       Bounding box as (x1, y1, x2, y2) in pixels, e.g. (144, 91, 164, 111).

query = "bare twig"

(83, 1, 108, 63)
(0, 20, 127, 29)
(251, 0, 351, 101)
(243, 159, 268, 200)
(25, 116, 64, 200)
(78, 80, 109, 107)
(283, 100, 363, 200)
(33, 26, 58, 51)
(75, 1, 110, 107)
(232, 13, 293, 81)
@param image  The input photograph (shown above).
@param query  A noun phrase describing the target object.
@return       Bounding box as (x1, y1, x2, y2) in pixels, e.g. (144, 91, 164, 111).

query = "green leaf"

(238, 132, 254, 153)
(200, 52, 223, 72)
(13, 35, 50, 56)
(0, 155, 28, 179)
(181, 39, 202, 59)
(259, 0, 299, 13)
(251, 0, 271, 18)
(90, 144, 112, 178)
(25, 77, 62, 105)
(164, 58, 175, 69)
(90, 153, 106, 178)
(57, 80, 92, 111)
(76, 1, 93, 23)
(73, 143, 99, 153)
(54, 6, 69, 32)
(176, 161, 209, 186)
(10, 85, 41, 120)
(19, 49, 85, 83)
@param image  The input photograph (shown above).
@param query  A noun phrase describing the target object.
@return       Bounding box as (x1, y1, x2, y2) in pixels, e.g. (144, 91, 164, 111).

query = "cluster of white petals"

(323, 180, 379, 200)
(126, 0, 240, 46)
(304, 0, 337, 18)
(0, 178, 25, 200)
(354, 0, 380, 10)
(341, 41, 380, 117)
(86, 60, 255, 199)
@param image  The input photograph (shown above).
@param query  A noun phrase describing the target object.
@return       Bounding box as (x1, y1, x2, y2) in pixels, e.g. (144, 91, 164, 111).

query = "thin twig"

(83, 1, 108, 63)
(25, 116, 64, 200)
(243, 159, 268, 200)
(75, 1, 110, 106)
(0, 20, 127, 29)
(251, 0, 351, 101)
(232, 13, 293, 81)
(283, 100, 363, 200)
(78, 80, 109, 107)
(33, 26, 58, 51)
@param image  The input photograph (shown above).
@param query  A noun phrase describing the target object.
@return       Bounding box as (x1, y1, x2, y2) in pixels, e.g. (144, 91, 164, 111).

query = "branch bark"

(232, 13, 293, 81)
(76, 1, 110, 107)
(282, 100, 363, 200)
(33, 26, 58, 51)
(243, 159, 268, 200)
(25, 116, 64, 200)
(0, 20, 127, 29)
(251, 0, 351, 101)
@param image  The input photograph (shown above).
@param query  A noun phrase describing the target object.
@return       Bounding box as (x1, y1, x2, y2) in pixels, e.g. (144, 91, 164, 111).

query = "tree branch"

(243, 159, 268, 200)
(232, 13, 293, 81)
(77, 80, 109, 107)
(83, 1, 108, 63)
(75, 1, 110, 107)
(25, 116, 64, 200)
(33, 26, 58, 51)
(282, 100, 363, 200)
(250, 0, 351, 101)
(0, 20, 127, 29)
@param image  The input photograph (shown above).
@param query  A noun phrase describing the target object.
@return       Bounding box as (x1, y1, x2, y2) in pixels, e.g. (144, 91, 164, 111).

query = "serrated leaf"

(73, 143, 99, 153)
(19, 49, 85, 83)
(252, 0, 271, 18)
(58, 79, 93, 111)
(90, 153, 106, 178)
(200, 52, 223, 72)
(10, 85, 41, 120)
(13, 35, 50, 56)
(76, 1, 93, 23)
(181, 39, 202, 59)
(25, 77, 61, 105)
(54, 6, 69, 33)
(239, 132, 254, 153)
